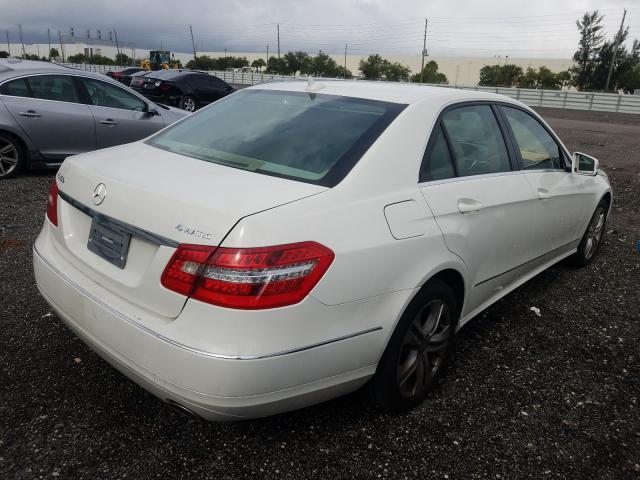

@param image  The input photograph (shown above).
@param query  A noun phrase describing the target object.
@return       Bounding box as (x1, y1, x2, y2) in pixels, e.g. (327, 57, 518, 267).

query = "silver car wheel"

(182, 97, 196, 112)
(584, 206, 605, 261)
(396, 299, 452, 398)
(0, 138, 19, 178)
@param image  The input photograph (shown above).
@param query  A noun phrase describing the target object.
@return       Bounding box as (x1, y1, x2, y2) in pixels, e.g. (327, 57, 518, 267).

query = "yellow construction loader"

(140, 50, 180, 71)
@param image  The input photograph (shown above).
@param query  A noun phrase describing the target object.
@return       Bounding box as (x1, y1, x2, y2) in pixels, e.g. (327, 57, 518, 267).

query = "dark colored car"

(106, 67, 145, 85)
(130, 70, 234, 112)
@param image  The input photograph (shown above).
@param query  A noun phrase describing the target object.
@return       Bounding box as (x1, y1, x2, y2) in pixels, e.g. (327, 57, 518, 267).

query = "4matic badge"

(174, 224, 213, 241)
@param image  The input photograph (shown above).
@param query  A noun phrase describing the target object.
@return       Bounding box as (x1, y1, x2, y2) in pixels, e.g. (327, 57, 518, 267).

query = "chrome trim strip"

(34, 245, 382, 360)
(58, 190, 180, 248)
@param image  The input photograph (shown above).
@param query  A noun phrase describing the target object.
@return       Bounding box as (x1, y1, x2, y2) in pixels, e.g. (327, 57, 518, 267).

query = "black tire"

(566, 199, 608, 268)
(0, 132, 25, 180)
(372, 279, 458, 412)
(179, 95, 198, 112)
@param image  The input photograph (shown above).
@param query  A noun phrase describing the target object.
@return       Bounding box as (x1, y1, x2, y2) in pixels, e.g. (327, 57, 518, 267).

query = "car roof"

(144, 69, 218, 80)
(249, 79, 521, 107)
(0, 59, 144, 91)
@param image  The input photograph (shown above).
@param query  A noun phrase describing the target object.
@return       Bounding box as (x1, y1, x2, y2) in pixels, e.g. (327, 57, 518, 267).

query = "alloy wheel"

(397, 299, 452, 398)
(584, 206, 605, 260)
(0, 138, 19, 178)
(183, 97, 196, 112)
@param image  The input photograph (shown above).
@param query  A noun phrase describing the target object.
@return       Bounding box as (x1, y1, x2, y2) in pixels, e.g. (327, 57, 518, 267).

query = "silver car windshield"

(146, 89, 405, 187)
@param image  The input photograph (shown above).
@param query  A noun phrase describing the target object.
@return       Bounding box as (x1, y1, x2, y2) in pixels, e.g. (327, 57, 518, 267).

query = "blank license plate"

(87, 217, 131, 269)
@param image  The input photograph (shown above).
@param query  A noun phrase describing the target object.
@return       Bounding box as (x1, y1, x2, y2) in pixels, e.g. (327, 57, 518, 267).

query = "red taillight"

(161, 241, 334, 309)
(159, 82, 171, 92)
(113, 72, 123, 78)
(46, 178, 59, 226)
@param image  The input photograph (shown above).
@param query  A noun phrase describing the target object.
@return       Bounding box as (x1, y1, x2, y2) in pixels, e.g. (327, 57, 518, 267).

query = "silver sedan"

(0, 59, 188, 179)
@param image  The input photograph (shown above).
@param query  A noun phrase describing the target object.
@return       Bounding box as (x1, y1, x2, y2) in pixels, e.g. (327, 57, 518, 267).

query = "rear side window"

(502, 106, 564, 170)
(147, 89, 405, 187)
(28, 75, 79, 103)
(442, 105, 511, 177)
(420, 125, 455, 182)
(0, 78, 30, 98)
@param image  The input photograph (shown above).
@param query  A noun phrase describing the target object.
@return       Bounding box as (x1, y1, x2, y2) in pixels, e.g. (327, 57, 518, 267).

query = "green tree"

(49, 47, 59, 59)
(570, 10, 605, 90)
(283, 51, 311, 75)
(537, 66, 561, 89)
(67, 53, 86, 63)
(479, 64, 522, 86)
(359, 54, 386, 80)
(266, 56, 288, 74)
(24, 53, 40, 60)
(384, 61, 411, 82)
(115, 52, 131, 66)
(556, 70, 572, 88)
(0, 50, 8, 58)
(307, 51, 339, 77)
(334, 65, 353, 79)
(519, 67, 538, 88)
(251, 58, 266, 72)
(619, 64, 640, 94)
(410, 60, 448, 83)
(186, 55, 216, 70)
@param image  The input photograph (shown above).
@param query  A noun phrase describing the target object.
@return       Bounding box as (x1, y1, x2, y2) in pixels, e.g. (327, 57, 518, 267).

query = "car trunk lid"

(52, 142, 326, 318)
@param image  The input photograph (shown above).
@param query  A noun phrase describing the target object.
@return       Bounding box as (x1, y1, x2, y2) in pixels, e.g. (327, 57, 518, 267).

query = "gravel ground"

(1, 108, 639, 480)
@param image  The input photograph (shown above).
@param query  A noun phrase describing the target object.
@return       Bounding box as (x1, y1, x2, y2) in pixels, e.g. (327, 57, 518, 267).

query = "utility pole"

(605, 9, 627, 92)
(113, 29, 120, 64)
(18, 24, 25, 58)
(47, 28, 51, 59)
(224, 48, 227, 58)
(6, 31, 10, 57)
(58, 30, 65, 62)
(277, 24, 280, 62)
(420, 18, 427, 83)
(189, 25, 197, 62)
(266, 44, 269, 67)
(344, 43, 347, 78)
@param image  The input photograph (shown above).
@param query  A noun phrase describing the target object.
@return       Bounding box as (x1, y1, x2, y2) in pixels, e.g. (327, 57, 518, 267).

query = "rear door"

(418, 104, 537, 314)
(79, 76, 165, 148)
(498, 105, 592, 257)
(0, 74, 96, 160)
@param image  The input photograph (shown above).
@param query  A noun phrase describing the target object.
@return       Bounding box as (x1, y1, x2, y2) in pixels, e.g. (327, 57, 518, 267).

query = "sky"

(0, 0, 636, 58)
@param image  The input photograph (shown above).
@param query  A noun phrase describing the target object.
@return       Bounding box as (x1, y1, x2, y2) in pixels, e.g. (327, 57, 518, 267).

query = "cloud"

(0, 0, 634, 58)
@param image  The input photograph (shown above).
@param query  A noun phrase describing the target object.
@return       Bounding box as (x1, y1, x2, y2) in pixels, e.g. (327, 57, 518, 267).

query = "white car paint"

(33, 80, 611, 420)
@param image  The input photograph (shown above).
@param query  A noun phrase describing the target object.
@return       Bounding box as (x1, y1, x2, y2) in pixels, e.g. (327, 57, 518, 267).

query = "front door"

(498, 105, 592, 257)
(80, 77, 164, 148)
(418, 104, 537, 315)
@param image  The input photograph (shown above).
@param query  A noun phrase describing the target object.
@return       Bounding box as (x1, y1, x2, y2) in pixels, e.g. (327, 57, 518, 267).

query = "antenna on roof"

(305, 76, 325, 93)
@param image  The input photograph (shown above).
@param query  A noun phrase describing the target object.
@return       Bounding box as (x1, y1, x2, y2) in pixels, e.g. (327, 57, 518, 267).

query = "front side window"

(502, 106, 564, 170)
(82, 78, 147, 111)
(0, 78, 31, 98)
(28, 75, 79, 103)
(146, 89, 405, 187)
(420, 125, 455, 182)
(442, 105, 511, 177)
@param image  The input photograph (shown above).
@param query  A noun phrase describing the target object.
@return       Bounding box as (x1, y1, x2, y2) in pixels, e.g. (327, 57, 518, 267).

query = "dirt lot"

(1, 107, 639, 479)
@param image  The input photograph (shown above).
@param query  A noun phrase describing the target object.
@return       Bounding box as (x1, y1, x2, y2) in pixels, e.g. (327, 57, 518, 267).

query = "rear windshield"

(146, 89, 405, 187)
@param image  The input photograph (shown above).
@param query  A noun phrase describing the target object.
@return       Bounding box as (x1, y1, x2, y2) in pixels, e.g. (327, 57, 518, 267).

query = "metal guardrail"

(211, 70, 640, 115)
(61, 63, 640, 114)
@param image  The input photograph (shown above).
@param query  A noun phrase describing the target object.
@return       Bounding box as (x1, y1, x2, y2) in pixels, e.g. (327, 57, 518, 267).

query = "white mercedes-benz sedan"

(33, 80, 612, 420)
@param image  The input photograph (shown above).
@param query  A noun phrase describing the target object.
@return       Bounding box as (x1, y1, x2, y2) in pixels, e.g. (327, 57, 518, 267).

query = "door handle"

(537, 188, 551, 200)
(19, 110, 41, 118)
(457, 198, 484, 214)
(100, 119, 118, 126)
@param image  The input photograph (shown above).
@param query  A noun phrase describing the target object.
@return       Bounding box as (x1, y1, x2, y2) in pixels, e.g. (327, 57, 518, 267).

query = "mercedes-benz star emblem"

(93, 183, 107, 206)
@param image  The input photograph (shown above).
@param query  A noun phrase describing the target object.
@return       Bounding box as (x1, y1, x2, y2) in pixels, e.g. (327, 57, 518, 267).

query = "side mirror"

(145, 105, 160, 116)
(572, 152, 599, 176)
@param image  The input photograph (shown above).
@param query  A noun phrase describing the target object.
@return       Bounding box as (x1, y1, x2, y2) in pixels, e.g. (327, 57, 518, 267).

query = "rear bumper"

(32, 225, 405, 420)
